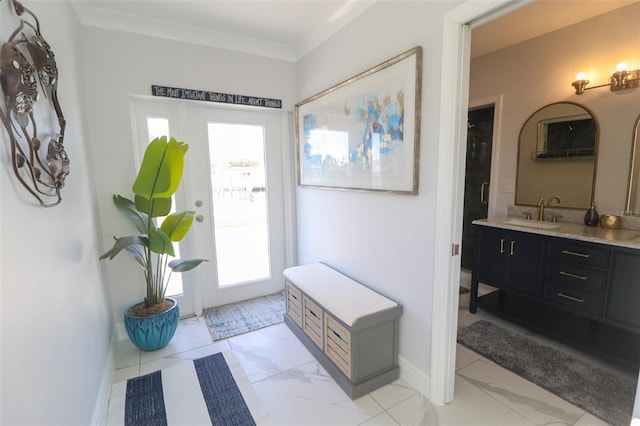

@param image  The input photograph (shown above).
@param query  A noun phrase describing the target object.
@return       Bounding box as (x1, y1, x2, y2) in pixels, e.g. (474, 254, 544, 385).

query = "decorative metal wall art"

(0, 0, 68, 207)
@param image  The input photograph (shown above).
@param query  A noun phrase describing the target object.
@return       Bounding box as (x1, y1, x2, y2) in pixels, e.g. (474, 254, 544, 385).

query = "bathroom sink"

(499, 218, 560, 230)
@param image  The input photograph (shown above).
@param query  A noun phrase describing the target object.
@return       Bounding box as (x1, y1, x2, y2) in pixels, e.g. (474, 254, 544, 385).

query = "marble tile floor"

(109, 294, 618, 426)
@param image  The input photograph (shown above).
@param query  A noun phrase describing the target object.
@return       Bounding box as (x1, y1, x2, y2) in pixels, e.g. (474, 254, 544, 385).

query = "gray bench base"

(284, 314, 400, 399)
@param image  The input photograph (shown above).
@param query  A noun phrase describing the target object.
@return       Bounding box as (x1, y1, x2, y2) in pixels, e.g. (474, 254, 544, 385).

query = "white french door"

(131, 98, 197, 316)
(185, 105, 286, 309)
(131, 97, 287, 316)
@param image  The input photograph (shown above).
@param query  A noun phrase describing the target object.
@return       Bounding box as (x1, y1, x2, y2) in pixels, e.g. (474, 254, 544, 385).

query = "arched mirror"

(515, 102, 599, 209)
(624, 113, 640, 215)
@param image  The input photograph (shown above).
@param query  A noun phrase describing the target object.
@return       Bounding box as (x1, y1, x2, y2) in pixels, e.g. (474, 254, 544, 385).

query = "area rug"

(107, 352, 268, 426)
(458, 320, 637, 426)
(203, 291, 285, 341)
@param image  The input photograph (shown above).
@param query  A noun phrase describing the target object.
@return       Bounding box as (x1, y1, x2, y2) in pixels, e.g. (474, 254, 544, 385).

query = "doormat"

(458, 320, 637, 426)
(203, 291, 285, 341)
(108, 352, 267, 425)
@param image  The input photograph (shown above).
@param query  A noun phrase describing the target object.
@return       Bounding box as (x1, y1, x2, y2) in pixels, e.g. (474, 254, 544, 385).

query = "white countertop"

(473, 218, 640, 250)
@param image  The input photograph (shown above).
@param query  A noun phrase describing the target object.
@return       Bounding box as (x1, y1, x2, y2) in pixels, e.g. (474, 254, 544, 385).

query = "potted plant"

(100, 136, 206, 351)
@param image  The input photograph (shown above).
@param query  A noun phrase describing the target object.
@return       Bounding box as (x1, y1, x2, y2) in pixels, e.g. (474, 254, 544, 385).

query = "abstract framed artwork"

(295, 46, 422, 194)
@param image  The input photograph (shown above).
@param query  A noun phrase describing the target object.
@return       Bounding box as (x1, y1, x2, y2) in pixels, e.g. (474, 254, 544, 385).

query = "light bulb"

(576, 72, 587, 81)
(616, 62, 628, 72)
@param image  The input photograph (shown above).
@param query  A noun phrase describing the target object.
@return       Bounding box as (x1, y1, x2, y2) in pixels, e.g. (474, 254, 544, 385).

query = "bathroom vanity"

(471, 218, 640, 341)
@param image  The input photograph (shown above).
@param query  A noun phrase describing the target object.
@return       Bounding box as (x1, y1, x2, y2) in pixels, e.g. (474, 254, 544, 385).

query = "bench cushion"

(283, 263, 398, 327)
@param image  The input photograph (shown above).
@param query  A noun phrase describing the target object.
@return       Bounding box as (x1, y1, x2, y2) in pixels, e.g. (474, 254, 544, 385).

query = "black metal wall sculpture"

(0, 0, 68, 207)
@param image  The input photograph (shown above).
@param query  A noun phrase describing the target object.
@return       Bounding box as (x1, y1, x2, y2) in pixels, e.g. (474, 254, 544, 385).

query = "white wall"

(470, 3, 640, 217)
(0, 2, 112, 424)
(79, 26, 297, 324)
(296, 1, 459, 388)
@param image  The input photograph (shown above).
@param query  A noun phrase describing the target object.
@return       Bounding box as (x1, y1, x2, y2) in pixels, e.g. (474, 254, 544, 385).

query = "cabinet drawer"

(547, 240, 609, 268)
(325, 314, 351, 378)
(544, 282, 604, 316)
(545, 259, 607, 292)
(286, 282, 303, 327)
(303, 296, 323, 348)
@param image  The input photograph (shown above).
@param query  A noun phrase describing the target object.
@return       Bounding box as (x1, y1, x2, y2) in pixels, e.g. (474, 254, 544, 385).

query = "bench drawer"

(325, 314, 351, 378)
(303, 296, 323, 348)
(286, 282, 303, 327)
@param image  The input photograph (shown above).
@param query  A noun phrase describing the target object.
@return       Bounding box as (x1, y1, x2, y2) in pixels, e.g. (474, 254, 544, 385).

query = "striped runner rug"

(108, 351, 269, 425)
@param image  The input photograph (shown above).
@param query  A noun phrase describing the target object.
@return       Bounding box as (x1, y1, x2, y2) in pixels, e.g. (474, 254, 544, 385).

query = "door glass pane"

(461, 106, 494, 270)
(208, 123, 270, 286)
(146, 118, 183, 297)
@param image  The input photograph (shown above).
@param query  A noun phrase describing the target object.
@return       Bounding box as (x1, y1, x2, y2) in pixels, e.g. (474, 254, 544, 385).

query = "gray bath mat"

(458, 320, 637, 426)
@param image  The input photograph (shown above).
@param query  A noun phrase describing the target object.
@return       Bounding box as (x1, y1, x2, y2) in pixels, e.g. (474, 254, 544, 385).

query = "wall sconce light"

(572, 63, 640, 95)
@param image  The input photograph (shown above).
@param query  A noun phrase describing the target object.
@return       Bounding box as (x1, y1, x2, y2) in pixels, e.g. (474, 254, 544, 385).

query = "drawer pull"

(290, 293, 298, 301)
(510, 240, 515, 256)
(331, 329, 345, 342)
(308, 309, 318, 318)
(499, 238, 505, 254)
(561, 249, 590, 259)
(557, 293, 585, 303)
(559, 271, 588, 281)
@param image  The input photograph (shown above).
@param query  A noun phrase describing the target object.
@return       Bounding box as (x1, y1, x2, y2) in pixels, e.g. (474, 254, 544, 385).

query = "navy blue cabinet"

(471, 226, 544, 312)
(470, 223, 640, 335)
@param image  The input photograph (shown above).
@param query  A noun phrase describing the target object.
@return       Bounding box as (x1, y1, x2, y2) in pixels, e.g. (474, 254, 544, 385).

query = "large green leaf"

(148, 227, 175, 256)
(99, 236, 148, 260)
(161, 211, 195, 242)
(123, 245, 146, 269)
(132, 136, 188, 201)
(169, 258, 208, 272)
(134, 194, 172, 218)
(113, 195, 148, 234)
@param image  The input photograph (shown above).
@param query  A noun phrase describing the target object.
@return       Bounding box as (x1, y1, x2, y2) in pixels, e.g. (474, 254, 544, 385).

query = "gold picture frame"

(295, 46, 422, 194)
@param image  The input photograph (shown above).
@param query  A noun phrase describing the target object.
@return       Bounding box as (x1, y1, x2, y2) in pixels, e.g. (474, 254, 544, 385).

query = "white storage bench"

(283, 263, 403, 399)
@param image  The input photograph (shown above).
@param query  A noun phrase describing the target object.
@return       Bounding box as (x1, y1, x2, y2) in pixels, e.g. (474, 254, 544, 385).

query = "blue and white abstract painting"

(297, 47, 420, 193)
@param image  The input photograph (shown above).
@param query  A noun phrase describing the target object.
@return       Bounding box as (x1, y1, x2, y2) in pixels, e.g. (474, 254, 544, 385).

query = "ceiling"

(70, 0, 638, 62)
(70, 0, 377, 61)
(471, 0, 637, 58)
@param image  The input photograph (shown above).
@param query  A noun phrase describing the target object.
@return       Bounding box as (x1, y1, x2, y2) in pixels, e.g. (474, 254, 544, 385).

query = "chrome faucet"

(536, 197, 545, 221)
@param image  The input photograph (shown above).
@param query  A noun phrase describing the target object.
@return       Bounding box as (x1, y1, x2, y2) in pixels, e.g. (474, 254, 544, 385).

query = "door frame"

(431, 0, 523, 405)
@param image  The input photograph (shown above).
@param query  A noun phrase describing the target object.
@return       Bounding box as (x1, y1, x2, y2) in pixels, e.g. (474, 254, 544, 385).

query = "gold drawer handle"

(557, 293, 585, 303)
(561, 249, 590, 258)
(559, 271, 588, 281)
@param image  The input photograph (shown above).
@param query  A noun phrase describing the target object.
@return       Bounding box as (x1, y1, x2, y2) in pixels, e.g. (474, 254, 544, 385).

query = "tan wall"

(470, 3, 640, 215)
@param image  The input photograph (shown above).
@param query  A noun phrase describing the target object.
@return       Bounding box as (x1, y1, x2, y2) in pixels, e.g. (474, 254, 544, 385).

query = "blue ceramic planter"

(124, 298, 179, 351)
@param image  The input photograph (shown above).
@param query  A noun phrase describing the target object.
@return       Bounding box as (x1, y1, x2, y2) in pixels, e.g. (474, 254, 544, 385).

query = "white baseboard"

(398, 355, 430, 400)
(92, 331, 117, 426)
(116, 322, 127, 341)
